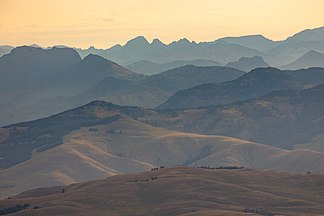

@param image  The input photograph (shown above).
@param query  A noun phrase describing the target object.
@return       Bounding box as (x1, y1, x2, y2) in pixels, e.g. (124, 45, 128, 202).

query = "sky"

(1, 0, 324, 48)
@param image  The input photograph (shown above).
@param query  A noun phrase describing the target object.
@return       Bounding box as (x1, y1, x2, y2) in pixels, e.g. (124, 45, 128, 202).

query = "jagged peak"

(124, 36, 149, 47)
(177, 38, 191, 44)
(151, 38, 165, 46)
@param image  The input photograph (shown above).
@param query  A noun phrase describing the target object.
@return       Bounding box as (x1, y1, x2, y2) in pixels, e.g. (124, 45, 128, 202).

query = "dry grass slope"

(0, 167, 324, 216)
(1, 115, 324, 199)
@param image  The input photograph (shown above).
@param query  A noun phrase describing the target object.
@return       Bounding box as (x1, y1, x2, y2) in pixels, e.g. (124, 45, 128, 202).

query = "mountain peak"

(151, 38, 165, 46)
(83, 53, 105, 60)
(8, 46, 80, 60)
(225, 56, 269, 72)
(125, 36, 149, 47)
(178, 38, 191, 44)
(83, 100, 120, 109)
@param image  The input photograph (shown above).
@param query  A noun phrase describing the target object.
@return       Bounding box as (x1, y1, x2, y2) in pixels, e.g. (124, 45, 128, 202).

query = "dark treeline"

(198, 165, 244, 170)
(243, 207, 274, 216)
(0, 203, 30, 215)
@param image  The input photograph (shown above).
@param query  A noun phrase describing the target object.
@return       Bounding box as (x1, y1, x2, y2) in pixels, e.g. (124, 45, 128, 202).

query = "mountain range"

(0, 47, 245, 126)
(3, 27, 323, 70)
(73, 26, 324, 68)
(1, 26, 324, 206)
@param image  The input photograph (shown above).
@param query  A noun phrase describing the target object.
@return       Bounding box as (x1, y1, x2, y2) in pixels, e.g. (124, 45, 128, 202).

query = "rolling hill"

(1, 101, 324, 198)
(1, 167, 324, 216)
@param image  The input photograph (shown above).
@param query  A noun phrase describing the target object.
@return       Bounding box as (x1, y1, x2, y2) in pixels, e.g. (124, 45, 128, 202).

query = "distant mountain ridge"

(127, 59, 222, 75)
(225, 56, 269, 72)
(0, 47, 246, 126)
(281, 50, 324, 70)
(157, 67, 308, 109)
(73, 26, 324, 67)
(6, 26, 324, 68)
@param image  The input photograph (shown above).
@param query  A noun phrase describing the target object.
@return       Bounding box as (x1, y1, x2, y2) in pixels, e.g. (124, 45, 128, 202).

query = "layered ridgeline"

(0, 46, 244, 126)
(76, 36, 262, 66)
(151, 83, 324, 150)
(1, 167, 324, 216)
(75, 26, 324, 67)
(1, 100, 324, 198)
(225, 56, 269, 72)
(127, 59, 222, 75)
(280, 50, 324, 70)
(157, 67, 324, 109)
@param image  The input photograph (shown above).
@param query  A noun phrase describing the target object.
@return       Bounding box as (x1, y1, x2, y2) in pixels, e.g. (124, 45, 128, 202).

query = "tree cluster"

(243, 207, 274, 216)
(151, 166, 165, 171)
(0, 204, 30, 215)
(198, 165, 244, 170)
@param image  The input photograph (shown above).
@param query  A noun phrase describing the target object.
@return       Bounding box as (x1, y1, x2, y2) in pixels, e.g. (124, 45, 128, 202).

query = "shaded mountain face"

(0, 46, 83, 123)
(1, 167, 324, 216)
(0, 47, 141, 126)
(280, 50, 324, 70)
(157, 67, 306, 109)
(5, 65, 244, 125)
(0, 46, 81, 89)
(141, 65, 245, 94)
(149, 84, 324, 150)
(0, 47, 245, 126)
(127, 59, 222, 75)
(61, 53, 138, 93)
(288, 67, 324, 85)
(225, 56, 269, 72)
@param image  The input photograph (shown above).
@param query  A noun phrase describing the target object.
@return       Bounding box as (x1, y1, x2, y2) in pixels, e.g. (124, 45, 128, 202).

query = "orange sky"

(0, 0, 324, 48)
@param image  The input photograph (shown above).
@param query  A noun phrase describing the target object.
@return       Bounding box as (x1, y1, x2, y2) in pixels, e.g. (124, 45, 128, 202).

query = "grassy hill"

(1, 167, 324, 216)
(1, 101, 324, 198)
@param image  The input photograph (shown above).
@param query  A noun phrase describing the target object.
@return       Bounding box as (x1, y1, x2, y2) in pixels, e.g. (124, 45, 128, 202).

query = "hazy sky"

(1, 0, 324, 48)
